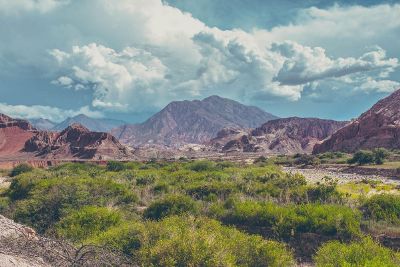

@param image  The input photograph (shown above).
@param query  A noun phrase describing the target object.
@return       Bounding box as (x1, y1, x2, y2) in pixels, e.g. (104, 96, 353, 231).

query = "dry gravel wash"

(284, 166, 400, 185)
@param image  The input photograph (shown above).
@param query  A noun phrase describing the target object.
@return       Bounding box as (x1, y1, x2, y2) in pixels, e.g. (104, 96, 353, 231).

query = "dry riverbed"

(283, 166, 400, 185)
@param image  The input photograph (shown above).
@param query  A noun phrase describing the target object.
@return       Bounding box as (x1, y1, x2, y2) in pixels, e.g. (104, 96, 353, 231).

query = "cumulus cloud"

(272, 42, 398, 85)
(0, 103, 103, 122)
(50, 43, 168, 111)
(1, 0, 400, 117)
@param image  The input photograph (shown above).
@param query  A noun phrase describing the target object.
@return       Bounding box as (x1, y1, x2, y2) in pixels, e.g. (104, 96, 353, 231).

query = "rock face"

(0, 114, 36, 158)
(314, 89, 400, 153)
(112, 95, 277, 147)
(212, 117, 347, 154)
(52, 114, 126, 132)
(24, 124, 130, 160)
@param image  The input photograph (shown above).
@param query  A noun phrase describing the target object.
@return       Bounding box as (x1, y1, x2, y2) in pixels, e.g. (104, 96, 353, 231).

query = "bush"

(373, 148, 390, 165)
(144, 194, 199, 220)
(11, 176, 136, 233)
(187, 160, 216, 172)
(222, 201, 361, 240)
(361, 194, 400, 224)
(94, 216, 295, 266)
(106, 161, 126, 172)
(10, 164, 33, 177)
(348, 150, 375, 165)
(314, 237, 400, 266)
(294, 154, 320, 166)
(56, 206, 122, 242)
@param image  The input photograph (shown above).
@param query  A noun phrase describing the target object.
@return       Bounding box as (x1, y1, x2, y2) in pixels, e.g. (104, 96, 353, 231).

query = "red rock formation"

(212, 117, 347, 154)
(24, 124, 130, 160)
(0, 114, 36, 158)
(314, 89, 400, 153)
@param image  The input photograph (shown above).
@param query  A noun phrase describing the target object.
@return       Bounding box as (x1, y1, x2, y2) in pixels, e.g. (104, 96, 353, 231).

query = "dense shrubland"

(1, 160, 399, 266)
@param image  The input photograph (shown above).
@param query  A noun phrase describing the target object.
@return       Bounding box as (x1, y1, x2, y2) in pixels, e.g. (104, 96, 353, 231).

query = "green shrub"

(187, 160, 216, 172)
(10, 164, 33, 177)
(94, 216, 295, 266)
(106, 161, 126, 172)
(56, 206, 122, 242)
(222, 201, 361, 240)
(294, 154, 320, 166)
(373, 148, 390, 165)
(361, 194, 400, 224)
(11, 177, 136, 233)
(348, 150, 375, 165)
(144, 194, 199, 220)
(314, 237, 400, 266)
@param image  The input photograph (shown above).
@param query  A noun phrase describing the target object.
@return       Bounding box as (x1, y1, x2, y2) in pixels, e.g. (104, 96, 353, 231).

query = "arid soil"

(284, 166, 400, 185)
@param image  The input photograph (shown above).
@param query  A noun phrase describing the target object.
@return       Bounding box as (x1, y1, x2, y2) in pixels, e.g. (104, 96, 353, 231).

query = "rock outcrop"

(112, 95, 277, 147)
(212, 117, 347, 154)
(314, 89, 400, 153)
(24, 124, 130, 160)
(0, 114, 36, 158)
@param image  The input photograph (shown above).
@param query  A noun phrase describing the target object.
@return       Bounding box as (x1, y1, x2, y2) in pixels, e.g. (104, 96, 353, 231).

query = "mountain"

(24, 124, 130, 160)
(52, 114, 126, 132)
(112, 95, 278, 147)
(211, 117, 347, 154)
(0, 114, 36, 158)
(314, 89, 400, 154)
(29, 118, 56, 130)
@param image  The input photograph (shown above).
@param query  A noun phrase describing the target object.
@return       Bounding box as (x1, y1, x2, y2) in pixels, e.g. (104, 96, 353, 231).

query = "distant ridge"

(112, 95, 278, 147)
(52, 114, 126, 132)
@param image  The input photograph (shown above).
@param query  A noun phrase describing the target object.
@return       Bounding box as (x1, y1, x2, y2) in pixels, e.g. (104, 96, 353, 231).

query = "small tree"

(372, 148, 389, 165)
(10, 164, 33, 177)
(348, 150, 375, 165)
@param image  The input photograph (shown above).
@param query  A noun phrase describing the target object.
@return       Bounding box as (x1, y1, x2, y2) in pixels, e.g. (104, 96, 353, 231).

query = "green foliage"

(106, 161, 126, 172)
(56, 206, 122, 242)
(348, 150, 375, 165)
(10, 163, 33, 177)
(221, 201, 361, 240)
(361, 194, 400, 224)
(348, 148, 390, 165)
(94, 216, 295, 267)
(11, 176, 136, 233)
(314, 237, 400, 266)
(373, 148, 390, 165)
(144, 194, 199, 220)
(294, 154, 320, 166)
(187, 160, 216, 172)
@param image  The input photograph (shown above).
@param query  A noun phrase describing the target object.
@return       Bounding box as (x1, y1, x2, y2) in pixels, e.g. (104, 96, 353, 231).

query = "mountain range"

(112, 95, 278, 147)
(29, 114, 126, 132)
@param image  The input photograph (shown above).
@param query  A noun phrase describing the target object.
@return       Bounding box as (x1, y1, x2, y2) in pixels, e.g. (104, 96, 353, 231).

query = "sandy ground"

(0, 176, 11, 190)
(283, 166, 400, 185)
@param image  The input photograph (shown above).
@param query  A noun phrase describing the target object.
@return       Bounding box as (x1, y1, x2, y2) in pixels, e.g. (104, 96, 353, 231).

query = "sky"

(0, 0, 399, 123)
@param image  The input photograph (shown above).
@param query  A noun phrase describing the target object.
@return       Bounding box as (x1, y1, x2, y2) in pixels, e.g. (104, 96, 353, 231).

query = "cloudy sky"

(0, 0, 399, 123)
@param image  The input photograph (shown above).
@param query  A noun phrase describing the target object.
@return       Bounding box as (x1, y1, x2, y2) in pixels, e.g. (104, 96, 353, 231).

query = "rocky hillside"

(0, 114, 36, 158)
(52, 114, 126, 132)
(112, 95, 277, 147)
(24, 124, 130, 160)
(314, 89, 400, 153)
(211, 117, 347, 154)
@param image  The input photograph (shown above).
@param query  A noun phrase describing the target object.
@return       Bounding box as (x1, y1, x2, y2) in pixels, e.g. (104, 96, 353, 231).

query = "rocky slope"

(211, 117, 347, 154)
(52, 114, 126, 132)
(0, 114, 36, 158)
(24, 124, 130, 160)
(112, 95, 277, 147)
(314, 89, 400, 153)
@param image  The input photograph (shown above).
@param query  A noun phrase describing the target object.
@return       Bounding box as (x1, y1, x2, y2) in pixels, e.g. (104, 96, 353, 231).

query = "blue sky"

(0, 0, 399, 123)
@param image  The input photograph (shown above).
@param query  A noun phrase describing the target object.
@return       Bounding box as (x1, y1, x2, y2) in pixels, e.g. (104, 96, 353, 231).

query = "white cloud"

(359, 78, 400, 93)
(272, 42, 398, 85)
(51, 43, 168, 111)
(0, 103, 103, 122)
(1, 0, 400, 115)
